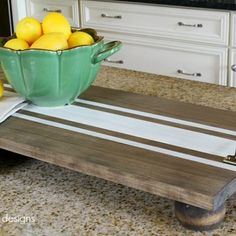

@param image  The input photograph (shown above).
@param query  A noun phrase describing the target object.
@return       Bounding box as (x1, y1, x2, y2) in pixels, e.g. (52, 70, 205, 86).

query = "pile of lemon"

(4, 12, 94, 51)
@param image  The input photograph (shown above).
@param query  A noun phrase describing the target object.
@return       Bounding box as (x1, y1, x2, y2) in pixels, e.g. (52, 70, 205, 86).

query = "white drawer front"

(102, 33, 228, 85)
(25, 0, 80, 27)
(82, 0, 229, 46)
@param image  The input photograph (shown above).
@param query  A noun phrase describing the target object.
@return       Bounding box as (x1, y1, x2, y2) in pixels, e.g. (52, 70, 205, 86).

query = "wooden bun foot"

(174, 201, 226, 231)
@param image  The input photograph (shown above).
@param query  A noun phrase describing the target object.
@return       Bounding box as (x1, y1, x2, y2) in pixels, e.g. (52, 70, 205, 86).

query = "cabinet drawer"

(25, 0, 80, 27)
(82, 0, 229, 45)
(102, 33, 228, 85)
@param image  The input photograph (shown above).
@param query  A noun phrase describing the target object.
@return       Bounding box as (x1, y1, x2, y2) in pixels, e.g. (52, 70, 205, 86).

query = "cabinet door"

(229, 49, 236, 87)
(231, 13, 236, 47)
(102, 33, 228, 85)
(25, 0, 80, 27)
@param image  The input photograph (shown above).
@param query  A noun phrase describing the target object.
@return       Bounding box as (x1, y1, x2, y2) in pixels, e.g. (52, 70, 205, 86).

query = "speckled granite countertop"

(0, 66, 236, 236)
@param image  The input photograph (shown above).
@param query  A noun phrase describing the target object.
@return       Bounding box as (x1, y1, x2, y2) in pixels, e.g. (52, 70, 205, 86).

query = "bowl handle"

(92, 41, 122, 64)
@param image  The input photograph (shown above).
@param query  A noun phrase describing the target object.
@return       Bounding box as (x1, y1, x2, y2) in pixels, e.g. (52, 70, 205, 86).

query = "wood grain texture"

(81, 86, 236, 131)
(1, 86, 236, 210)
(17, 110, 226, 163)
(0, 116, 236, 210)
(74, 101, 236, 141)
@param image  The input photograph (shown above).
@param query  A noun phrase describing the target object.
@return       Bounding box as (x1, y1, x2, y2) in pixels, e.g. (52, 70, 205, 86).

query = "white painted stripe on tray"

(76, 98, 236, 137)
(12, 112, 236, 172)
(4, 84, 236, 136)
(22, 104, 236, 157)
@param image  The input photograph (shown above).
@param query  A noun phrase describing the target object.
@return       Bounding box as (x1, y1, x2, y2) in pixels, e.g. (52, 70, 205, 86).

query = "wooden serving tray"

(1, 86, 236, 231)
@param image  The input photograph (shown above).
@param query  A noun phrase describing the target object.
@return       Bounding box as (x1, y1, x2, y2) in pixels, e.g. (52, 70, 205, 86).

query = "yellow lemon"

(4, 38, 29, 50)
(68, 31, 94, 48)
(30, 32, 68, 50)
(42, 12, 71, 40)
(0, 80, 4, 97)
(16, 17, 42, 44)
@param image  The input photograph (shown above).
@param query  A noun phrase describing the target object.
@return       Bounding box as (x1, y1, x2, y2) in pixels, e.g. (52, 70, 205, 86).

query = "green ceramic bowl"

(0, 28, 121, 107)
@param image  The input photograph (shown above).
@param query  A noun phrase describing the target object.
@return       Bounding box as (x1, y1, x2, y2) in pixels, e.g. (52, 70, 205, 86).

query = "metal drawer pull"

(104, 58, 124, 64)
(231, 64, 236, 72)
(43, 8, 62, 13)
(101, 13, 122, 19)
(177, 69, 202, 77)
(178, 22, 203, 28)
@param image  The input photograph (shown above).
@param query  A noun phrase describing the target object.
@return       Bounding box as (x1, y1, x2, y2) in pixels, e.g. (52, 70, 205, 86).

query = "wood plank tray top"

(1, 86, 236, 213)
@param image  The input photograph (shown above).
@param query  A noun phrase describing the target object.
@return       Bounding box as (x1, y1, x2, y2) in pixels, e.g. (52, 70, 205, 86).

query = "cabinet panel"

(229, 49, 236, 87)
(82, 0, 229, 46)
(102, 33, 228, 85)
(230, 13, 236, 47)
(11, 0, 27, 30)
(25, 0, 80, 27)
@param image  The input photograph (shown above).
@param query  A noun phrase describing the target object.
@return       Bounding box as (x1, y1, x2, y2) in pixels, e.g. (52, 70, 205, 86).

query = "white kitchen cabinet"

(229, 49, 236, 87)
(230, 13, 236, 47)
(229, 13, 236, 86)
(82, 0, 229, 46)
(101, 32, 228, 85)
(11, 0, 27, 29)
(25, 0, 80, 27)
(81, 0, 229, 86)
(10, 0, 235, 86)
